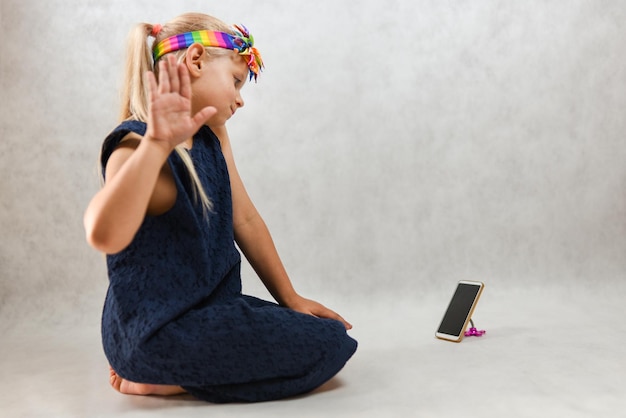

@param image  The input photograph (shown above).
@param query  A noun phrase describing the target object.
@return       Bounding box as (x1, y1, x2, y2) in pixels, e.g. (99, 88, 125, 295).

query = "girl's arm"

(83, 135, 174, 253)
(84, 56, 215, 254)
(212, 125, 352, 330)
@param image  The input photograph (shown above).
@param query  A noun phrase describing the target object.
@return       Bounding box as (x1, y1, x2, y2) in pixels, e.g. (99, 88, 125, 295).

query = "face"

(191, 51, 248, 126)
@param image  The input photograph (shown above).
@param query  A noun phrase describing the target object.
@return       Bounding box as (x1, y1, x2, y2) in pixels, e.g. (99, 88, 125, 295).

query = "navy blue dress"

(99, 121, 357, 403)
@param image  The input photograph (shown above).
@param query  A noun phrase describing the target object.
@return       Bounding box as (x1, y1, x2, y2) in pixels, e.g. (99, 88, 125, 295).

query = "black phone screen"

(437, 283, 481, 336)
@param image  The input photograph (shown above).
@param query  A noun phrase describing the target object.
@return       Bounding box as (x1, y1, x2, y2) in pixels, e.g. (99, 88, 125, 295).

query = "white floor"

(1, 285, 625, 418)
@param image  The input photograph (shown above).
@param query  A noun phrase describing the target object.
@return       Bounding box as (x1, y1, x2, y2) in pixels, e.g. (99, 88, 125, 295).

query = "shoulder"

(101, 120, 147, 169)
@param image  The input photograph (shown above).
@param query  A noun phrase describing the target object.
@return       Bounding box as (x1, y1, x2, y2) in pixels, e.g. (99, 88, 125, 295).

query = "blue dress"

(99, 121, 357, 403)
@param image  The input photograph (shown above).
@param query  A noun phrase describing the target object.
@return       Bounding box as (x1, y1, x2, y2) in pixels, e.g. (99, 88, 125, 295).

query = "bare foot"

(109, 366, 186, 396)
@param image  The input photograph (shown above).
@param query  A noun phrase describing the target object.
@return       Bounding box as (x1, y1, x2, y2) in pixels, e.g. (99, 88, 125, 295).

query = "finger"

(332, 313, 353, 330)
(158, 59, 170, 94)
(341, 318, 353, 330)
(314, 306, 353, 330)
(168, 55, 180, 93)
(178, 61, 192, 99)
(190, 106, 217, 129)
(146, 71, 157, 102)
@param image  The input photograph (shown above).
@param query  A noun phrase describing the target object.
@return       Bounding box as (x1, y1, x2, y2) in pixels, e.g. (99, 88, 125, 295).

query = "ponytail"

(119, 23, 154, 122)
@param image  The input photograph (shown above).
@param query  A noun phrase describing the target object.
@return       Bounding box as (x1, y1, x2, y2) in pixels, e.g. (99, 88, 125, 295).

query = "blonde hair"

(119, 13, 238, 215)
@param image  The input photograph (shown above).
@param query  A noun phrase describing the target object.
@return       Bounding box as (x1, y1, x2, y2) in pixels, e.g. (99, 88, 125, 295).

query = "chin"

(206, 114, 228, 126)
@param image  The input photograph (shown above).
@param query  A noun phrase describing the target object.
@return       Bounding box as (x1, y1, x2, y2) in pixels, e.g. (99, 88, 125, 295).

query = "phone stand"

(464, 319, 486, 337)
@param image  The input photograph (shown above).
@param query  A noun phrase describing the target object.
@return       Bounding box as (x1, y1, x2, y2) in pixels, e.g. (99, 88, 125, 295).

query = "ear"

(184, 43, 207, 78)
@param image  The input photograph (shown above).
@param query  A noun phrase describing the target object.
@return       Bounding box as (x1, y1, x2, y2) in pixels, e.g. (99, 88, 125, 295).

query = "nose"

(236, 93, 245, 109)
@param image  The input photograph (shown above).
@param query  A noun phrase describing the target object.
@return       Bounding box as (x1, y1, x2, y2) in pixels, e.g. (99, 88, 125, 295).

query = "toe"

(109, 367, 123, 392)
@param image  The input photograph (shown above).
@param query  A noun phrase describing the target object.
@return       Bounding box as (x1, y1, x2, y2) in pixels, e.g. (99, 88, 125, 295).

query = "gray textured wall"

(1, 0, 625, 325)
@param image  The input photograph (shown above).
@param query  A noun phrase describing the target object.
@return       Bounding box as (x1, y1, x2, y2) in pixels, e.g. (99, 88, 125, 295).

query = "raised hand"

(145, 54, 216, 150)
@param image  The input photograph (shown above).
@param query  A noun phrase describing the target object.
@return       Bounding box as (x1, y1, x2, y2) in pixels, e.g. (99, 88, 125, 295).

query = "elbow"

(84, 216, 130, 255)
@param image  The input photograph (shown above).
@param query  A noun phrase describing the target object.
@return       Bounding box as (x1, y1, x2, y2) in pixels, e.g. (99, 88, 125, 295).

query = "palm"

(145, 55, 215, 148)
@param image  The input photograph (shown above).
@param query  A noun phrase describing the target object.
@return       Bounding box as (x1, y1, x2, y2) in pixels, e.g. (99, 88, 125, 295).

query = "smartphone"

(435, 280, 485, 342)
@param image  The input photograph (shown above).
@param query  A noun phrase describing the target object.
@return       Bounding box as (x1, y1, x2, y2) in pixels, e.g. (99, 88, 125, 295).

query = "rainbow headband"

(153, 24, 264, 81)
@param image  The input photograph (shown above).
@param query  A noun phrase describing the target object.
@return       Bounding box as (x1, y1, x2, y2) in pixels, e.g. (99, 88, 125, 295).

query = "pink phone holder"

(464, 319, 486, 337)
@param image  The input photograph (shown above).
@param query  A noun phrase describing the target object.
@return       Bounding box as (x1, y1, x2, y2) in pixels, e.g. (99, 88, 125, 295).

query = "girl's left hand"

(286, 295, 353, 330)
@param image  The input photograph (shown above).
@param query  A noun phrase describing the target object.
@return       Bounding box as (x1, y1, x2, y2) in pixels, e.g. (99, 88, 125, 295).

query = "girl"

(83, 12, 357, 403)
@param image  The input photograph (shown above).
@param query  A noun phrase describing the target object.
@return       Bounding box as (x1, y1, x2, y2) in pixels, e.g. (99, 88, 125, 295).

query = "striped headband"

(153, 24, 264, 81)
